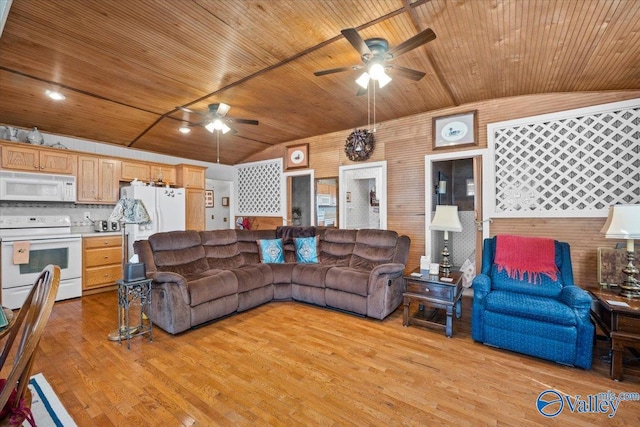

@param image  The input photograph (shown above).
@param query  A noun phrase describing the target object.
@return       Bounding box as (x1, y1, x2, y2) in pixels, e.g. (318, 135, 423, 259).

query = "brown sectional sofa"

(134, 226, 410, 334)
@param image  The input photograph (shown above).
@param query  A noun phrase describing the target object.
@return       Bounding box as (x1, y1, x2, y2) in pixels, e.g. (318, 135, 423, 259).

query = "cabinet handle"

(424, 288, 429, 292)
(104, 256, 109, 259)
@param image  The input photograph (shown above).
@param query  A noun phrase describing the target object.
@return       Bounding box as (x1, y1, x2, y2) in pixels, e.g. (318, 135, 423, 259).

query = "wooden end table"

(403, 269, 463, 337)
(590, 287, 640, 381)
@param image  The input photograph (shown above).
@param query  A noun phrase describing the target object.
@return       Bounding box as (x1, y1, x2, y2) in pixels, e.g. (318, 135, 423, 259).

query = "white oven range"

(0, 215, 82, 309)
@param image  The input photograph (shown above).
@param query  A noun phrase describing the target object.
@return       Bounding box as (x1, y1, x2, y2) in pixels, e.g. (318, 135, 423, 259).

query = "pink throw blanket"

(495, 235, 558, 284)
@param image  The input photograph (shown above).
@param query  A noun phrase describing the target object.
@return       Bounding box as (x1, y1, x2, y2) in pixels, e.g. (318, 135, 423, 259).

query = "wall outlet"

(84, 212, 91, 220)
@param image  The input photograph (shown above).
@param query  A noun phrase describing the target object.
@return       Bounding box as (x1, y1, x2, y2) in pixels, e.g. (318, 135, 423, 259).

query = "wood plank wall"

(244, 91, 640, 288)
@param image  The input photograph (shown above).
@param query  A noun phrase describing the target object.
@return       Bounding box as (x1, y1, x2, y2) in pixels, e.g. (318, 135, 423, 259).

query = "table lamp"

(107, 197, 151, 341)
(430, 205, 463, 276)
(600, 204, 640, 298)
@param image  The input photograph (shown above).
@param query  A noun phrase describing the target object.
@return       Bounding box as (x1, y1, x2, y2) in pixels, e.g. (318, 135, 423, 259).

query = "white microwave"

(0, 170, 77, 202)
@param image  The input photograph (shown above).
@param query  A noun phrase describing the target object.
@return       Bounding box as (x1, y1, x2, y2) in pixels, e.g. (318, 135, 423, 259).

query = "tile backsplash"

(0, 201, 116, 232)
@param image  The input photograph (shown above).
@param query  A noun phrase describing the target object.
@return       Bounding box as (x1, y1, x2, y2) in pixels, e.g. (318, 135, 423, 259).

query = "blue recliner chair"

(472, 236, 594, 369)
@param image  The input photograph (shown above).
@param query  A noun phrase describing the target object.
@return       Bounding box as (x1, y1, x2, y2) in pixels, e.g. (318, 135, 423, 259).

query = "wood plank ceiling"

(0, 0, 639, 165)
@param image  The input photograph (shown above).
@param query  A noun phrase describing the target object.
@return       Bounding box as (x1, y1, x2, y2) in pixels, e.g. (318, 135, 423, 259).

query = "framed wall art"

(205, 190, 214, 207)
(433, 110, 478, 150)
(285, 144, 309, 170)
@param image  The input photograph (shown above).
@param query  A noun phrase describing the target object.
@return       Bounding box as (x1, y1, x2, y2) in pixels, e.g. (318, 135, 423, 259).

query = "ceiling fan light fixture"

(377, 71, 392, 88)
(356, 72, 370, 89)
(205, 119, 231, 134)
(369, 63, 385, 80)
(45, 90, 65, 101)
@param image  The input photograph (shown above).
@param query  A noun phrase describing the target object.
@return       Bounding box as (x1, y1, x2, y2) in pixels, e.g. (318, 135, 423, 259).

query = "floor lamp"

(430, 205, 463, 276)
(106, 197, 151, 341)
(601, 204, 640, 298)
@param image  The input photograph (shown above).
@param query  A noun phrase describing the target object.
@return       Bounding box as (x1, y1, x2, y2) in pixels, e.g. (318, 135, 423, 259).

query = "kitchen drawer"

(406, 281, 454, 300)
(85, 247, 122, 267)
(84, 265, 122, 289)
(83, 235, 121, 249)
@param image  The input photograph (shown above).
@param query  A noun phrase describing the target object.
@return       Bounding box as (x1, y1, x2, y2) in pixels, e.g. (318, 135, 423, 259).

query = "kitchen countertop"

(74, 229, 122, 237)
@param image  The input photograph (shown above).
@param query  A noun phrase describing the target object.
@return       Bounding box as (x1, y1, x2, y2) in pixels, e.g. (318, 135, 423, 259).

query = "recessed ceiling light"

(178, 125, 191, 134)
(45, 90, 65, 100)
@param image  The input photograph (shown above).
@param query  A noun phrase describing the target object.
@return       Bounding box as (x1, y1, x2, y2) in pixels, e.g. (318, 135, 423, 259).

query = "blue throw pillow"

(294, 236, 318, 263)
(257, 239, 285, 263)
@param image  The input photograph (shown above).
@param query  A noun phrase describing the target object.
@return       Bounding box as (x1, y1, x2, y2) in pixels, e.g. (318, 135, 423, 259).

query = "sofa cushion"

(186, 269, 238, 306)
(320, 229, 357, 266)
(490, 266, 563, 298)
(350, 229, 398, 271)
(257, 238, 285, 263)
(484, 290, 577, 326)
(325, 267, 370, 297)
(294, 236, 319, 263)
(200, 230, 245, 269)
(230, 264, 274, 293)
(148, 230, 209, 276)
(292, 263, 332, 288)
(237, 230, 276, 264)
(270, 263, 296, 284)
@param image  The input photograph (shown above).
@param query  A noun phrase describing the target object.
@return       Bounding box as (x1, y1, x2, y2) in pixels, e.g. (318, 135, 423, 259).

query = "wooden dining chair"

(0, 264, 61, 426)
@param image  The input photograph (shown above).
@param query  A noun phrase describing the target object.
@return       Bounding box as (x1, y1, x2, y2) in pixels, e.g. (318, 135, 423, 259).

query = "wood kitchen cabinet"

(77, 155, 121, 204)
(1, 142, 76, 174)
(150, 164, 176, 185)
(176, 164, 206, 189)
(176, 164, 206, 230)
(185, 188, 206, 230)
(83, 235, 122, 294)
(121, 160, 150, 183)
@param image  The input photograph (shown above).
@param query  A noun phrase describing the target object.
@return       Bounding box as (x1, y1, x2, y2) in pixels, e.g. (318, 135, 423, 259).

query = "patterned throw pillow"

(257, 239, 285, 263)
(294, 236, 318, 263)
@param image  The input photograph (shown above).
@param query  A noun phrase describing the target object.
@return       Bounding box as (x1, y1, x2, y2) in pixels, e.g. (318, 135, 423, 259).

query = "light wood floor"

(32, 292, 639, 426)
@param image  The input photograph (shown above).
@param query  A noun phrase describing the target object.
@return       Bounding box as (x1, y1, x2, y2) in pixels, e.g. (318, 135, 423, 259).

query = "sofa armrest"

(560, 285, 592, 312)
(367, 263, 405, 293)
(148, 271, 191, 305)
(472, 273, 491, 299)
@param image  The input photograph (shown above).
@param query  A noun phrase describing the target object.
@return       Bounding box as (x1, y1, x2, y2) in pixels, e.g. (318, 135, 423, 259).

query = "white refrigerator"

(121, 185, 186, 257)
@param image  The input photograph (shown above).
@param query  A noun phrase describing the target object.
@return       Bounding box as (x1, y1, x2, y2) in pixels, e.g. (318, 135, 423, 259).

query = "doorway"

(425, 149, 489, 272)
(284, 170, 315, 226)
(339, 161, 387, 230)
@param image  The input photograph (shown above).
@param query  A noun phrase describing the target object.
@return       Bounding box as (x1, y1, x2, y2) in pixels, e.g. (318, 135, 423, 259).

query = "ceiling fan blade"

(388, 65, 426, 81)
(314, 66, 353, 76)
(216, 102, 231, 117)
(208, 103, 231, 117)
(387, 28, 436, 58)
(356, 86, 368, 97)
(229, 118, 259, 126)
(177, 106, 208, 117)
(341, 28, 372, 57)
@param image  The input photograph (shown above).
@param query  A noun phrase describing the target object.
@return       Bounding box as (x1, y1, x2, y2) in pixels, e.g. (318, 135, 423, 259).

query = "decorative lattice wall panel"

(235, 159, 283, 216)
(488, 99, 640, 218)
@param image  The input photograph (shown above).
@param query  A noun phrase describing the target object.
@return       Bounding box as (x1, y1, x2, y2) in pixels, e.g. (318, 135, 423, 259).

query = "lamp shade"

(430, 205, 463, 232)
(600, 204, 640, 239)
(108, 197, 151, 225)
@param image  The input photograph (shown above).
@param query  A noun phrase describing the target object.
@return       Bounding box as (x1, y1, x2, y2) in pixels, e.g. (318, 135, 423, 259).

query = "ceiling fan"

(314, 27, 436, 95)
(178, 103, 259, 134)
